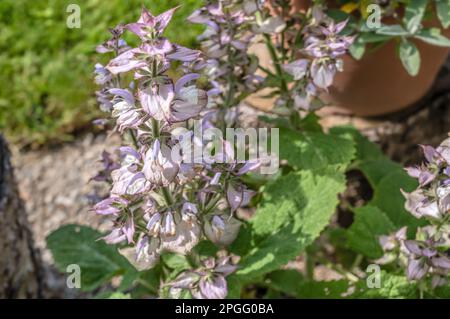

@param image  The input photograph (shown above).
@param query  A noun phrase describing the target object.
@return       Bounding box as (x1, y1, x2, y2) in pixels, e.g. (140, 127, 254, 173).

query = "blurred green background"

(0, 0, 203, 146)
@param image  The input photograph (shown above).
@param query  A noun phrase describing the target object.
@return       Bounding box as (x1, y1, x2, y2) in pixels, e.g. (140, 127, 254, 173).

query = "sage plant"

(191, 1, 354, 120)
(188, 0, 264, 127)
(92, 7, 260, 297)
(379, 138, 450, 290)
(402, 138, 450, 288)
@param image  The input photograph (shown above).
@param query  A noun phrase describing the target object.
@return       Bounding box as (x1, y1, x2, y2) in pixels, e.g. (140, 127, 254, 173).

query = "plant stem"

(162, 187, 173, 206)
(263, 33, 288, 94)
(305, 250, 315, 280)
(257, 65, 276, 76)
(151, 118, 159, 138)
(129, 130, 138, 148)
(351, 254, 364, 271)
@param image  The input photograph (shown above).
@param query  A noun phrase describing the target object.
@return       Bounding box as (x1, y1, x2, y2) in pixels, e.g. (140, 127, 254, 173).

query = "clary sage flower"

(282, 6, 354, 111)
(188, 0, 263, 118)
(403, 137, 450, 221)
(91, 6, 259, 288)
(167, 256, 237, 299)
(379, 137, 450, 289)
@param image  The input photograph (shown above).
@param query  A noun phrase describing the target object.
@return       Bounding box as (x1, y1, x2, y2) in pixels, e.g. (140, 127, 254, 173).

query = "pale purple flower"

(106, 49, 148, 75)
(94, 63, 113, 85)
(96, 88, 113, 112)
(404, 238, 450, 283)
(139, 76, 206, 124)
(92, 196, 128, 216)
(253, 16, 286, 34)
(376, 227, 408, 265)
(91, 151, 120, 182)
(310, 59, 342, 89)
(126, 7, 178, 40)
(405, 165, 436, 186)
(96, 24, 129, 56)
(111, 167, 148, 195)
(204, 215, 241, 246)
(168, 256, 236, 299)
(402, 189, 442, 220)
(102, 213, 135, 244)
(227, 183, 254, 212)
(167, 45, 201, 62)
(188, 1, 259, 113)
(403, 138, 450, 221)
(110, 88, 143, 131)
(102, 228, 127, 245)
(236, 162, 257, 175)
(119, 235, 161, 271)
(283, 59, 310, 81)
(143, 201, 201, 256)
(142, 140, 179, 186)
(436, 138, 450, 164)
(160, 217, 201, 255)
(407, 258, 429, 281)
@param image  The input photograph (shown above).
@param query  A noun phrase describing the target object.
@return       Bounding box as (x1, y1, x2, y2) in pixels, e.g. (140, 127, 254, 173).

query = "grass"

(0, 0, 203, 146)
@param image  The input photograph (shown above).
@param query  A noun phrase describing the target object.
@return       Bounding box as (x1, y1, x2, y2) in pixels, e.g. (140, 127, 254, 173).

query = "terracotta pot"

(322, 27, 450, 116)
(271, 0, 450, 116)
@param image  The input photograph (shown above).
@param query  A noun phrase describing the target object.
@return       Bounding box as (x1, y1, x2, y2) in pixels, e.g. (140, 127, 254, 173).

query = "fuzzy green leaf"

(436, 0, 450, 29)
(371, 171, 422, 228)
(403, 0, 427, 34)
(47, 224, 137, 292)
(415, 28, 450, 47)
(399, 39, 421, 76)
(347, 206, 397, 259)
(266, 270, 350, 298)
(233, 169, 345, 281)
(376, 24, 409, 36)
(279, 128, 356, 171)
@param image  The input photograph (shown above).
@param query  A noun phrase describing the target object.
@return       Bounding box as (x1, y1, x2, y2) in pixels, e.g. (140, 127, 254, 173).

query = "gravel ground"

(11, 132, 121, 263)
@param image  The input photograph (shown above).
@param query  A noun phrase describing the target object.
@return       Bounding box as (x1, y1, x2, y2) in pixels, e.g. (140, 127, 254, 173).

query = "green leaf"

(193, 240, 220, 257)
(108, 292, 131, 299)
(232, 223, 308, 280)
(376, 24, 409, 36)
(47, 224, 137, 292)
(347, 206, 396, 259)
(403, 0, 428, 34)
(349, 39, 366, 60)
(333, 127, 423, 229)
(279, 128, 356, 171)
(357, 31, 393, 43)
(118, 269, 139, 292)
(433, 283, 450, 298)
(358, 158, 403, 188)
(415, 28, 450, 46)
(371, 171, 422, 228)
(436, 0, 450, 29)
(398, 39, 421, 76)
(252, 170, 345, 236)
(329, 126, 384, 163)
(226, 276, 243, 299)
(266, 270, 350, 298)
(161, 253, 191, 271)
(233, 169, 346, 281)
